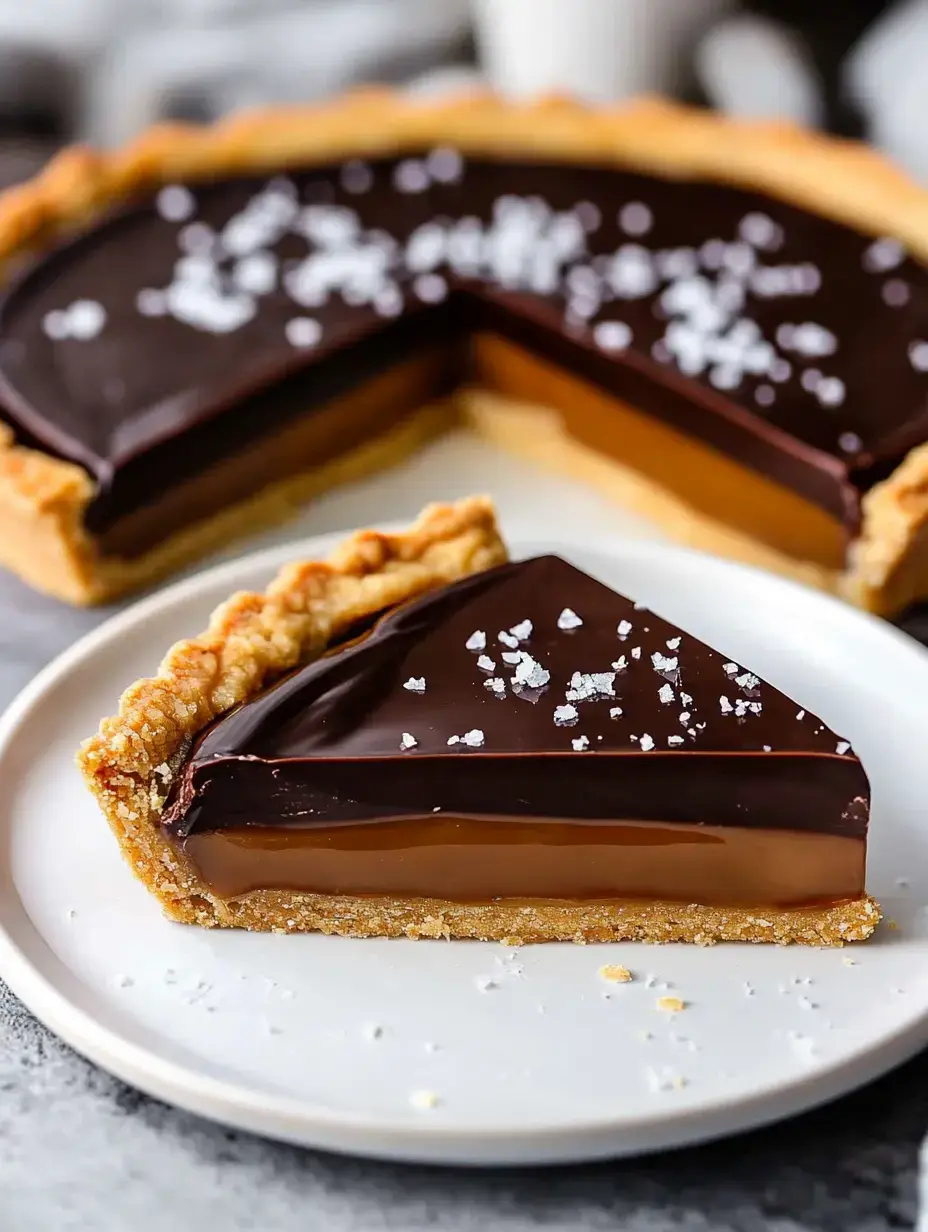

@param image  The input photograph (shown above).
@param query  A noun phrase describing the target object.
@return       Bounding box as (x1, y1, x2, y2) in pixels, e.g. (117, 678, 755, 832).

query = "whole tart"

(2, 92, 928, 609)
(78, 496, 879, 945)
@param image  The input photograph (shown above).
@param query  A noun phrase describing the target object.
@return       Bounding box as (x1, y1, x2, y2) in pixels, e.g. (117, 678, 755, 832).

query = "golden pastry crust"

(3, 89, 928, 609)
(78, 494, 879, 946)
(158, 889, 881, 946)
(77, 496, 508, 914)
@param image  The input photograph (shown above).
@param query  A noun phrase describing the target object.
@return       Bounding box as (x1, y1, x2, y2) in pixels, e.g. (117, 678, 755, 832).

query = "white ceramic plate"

(1, 527, 928, 1166)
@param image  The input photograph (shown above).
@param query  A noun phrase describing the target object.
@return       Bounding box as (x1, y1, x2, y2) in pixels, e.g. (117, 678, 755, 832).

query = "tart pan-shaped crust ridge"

(1, 90, 927, 609)
(77, 496, 507, 923)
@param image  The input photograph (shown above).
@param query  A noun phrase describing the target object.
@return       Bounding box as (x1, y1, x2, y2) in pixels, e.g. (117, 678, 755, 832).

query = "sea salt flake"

(42, 310, 70, 340)
(679, 712, 691, 725)
(156, 184, 195, 222)
(427, 147, 464, 183)
(720, 696, 734, 714)
(909, 340, 928, 372)
(476, 654, 496, 672)
(838, 431, 863, 455)
(285, 317, 322, 349)
(509, 619, 533, 641)
(394, 159, 430, 193)
(136, 288, 168, 317)
(617, 620, 633, 638)
(501, 651, 522, 665)
(557, 607, 583, 630)
(403, 677, 426, 693)
(667, 735, 684, 746)
(631, 647, 642, 660)
(511, 653, 550, 690)
(498, 630, 520, 649)
(461, 729, 485, 748)
(399, 732, 417, 751)
(863, 236, 905, 273)
(734, 672, 760, 691)
(796, 709, 805, 720)
(340, 160, 373, 194)
(651, 652, 678, 674)
(554, 704, 579, 725)
(836, 740, 851, 755)
(723, 663, 739, 675)
(572, 735, 590, 752)
(666, 637, 681, 650)
(883, 278, 910, 307)
(465, 630, 486, 651)
(484, 678, 506, 695)
(67, 300, 107, 340)
(609, 707, 623, 718)
(612, 656, 628, 671)
(658, 684, 675, 705)
(593, 319, 632, 352)
(639, 733, 655, 752)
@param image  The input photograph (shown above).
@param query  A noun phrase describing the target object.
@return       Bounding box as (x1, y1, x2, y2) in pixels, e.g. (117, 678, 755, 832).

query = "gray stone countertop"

(1, 539, 927, 1232)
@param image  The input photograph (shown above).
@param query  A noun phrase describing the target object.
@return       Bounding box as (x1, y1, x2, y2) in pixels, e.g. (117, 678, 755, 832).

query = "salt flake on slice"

(658, 684, 674, 705)
(498, 631, 520, 649)
(399, 732, 417, 751)
(651, 652, 678, 674)
(666, 637, 681, 650)
(511, 653, 550, 690)
(484, 678, 506, 695)
(554, 704, 579, 726)
(719, 696, 734, 714)
(609, 706, 623, 718)
(617, 620, 633, 638)
(836, 741, 851, 755)
(558, 608, 583, 631)
(476, 655, 496, 672)
(509, 619, 533, 641)
(465, 630, 486, 651)
(403, 677, 426, 693)
(572, 735, 590, 752)
(639, 733, 655, 751)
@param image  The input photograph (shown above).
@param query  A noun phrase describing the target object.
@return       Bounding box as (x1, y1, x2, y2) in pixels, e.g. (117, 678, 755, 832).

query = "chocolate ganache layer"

(0, 153, 927, 544)
(162, 556, 870, 907)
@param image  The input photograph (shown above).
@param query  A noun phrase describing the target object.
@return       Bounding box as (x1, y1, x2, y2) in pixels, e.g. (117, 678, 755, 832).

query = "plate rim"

(2, 527, 928, 1165)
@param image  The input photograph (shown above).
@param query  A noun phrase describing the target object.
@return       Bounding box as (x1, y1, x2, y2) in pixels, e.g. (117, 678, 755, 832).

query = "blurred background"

(0, 0, 926, 192)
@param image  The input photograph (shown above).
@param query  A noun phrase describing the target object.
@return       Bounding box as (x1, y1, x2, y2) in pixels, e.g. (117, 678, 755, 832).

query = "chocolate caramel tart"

(3, 93, 928, 609)
(79, 497, 879, 945)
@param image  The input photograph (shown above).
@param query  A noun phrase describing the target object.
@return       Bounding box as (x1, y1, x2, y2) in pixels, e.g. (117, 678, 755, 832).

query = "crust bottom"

(160, 886, 881, 946)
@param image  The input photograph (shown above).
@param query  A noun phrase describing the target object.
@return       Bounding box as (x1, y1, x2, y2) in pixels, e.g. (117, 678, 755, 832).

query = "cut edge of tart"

(0, 89, 927, 610)
(78, 495, 880, 946)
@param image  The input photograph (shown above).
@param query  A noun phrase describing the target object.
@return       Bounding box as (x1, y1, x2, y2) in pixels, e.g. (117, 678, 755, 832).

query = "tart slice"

(79, 496, 879, 945)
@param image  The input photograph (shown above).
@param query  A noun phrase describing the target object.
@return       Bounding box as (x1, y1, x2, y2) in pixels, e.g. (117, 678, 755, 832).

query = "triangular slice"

(80, 500, 878, 944)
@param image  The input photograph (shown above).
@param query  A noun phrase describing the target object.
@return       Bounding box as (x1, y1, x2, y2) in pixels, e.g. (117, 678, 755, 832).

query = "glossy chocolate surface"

(1, 153, 927, 534)
(162, 555, 870, 843)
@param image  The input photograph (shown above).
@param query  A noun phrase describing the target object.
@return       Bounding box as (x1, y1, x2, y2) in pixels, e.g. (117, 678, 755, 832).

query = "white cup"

(472, 0, 732, 102)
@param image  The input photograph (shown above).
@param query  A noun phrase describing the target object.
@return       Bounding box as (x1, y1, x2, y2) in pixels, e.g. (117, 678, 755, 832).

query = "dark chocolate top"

(163, 555, 870, 840)
(1, 151, 927, 532)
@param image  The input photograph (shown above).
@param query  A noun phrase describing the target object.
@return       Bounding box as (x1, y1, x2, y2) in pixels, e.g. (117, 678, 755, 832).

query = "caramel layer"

(471, 333, 849, 571)
(182, 817, 866, 907)
(97, 351, 453, 558)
